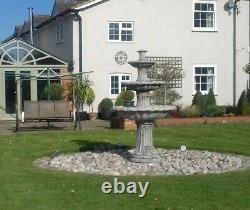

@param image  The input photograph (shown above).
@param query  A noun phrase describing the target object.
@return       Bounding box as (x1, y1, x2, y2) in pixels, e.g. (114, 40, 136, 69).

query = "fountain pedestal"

(131, 122, 160, 163)
(113, 50, 174, 163)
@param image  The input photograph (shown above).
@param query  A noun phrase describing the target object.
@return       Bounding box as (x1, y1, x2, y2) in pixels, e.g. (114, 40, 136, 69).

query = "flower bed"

(156, 116, 250, 127)
(111, 116, 250, 130)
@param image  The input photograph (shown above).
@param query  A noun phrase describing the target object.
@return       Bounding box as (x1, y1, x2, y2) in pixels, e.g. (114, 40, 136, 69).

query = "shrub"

(206, 88, 216, 106)
(41, 83, 64, 100)
(237, 90, 250, 116)
(183, 105, 201, 118)
(98, 98, 113, 120)
(225, 105, 237, 115)
(115, 90, 135, 106)
(86, 87, 95, 113)
(204, 105, 226, 117)
(192, 90, 205, 112)
(247, 89, 250, 104)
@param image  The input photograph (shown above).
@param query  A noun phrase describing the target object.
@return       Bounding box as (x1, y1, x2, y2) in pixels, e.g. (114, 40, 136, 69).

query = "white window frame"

(56, 23, 64, 44)
(193, 64, 217, 95)
(192, 0, 217, 32)
(33, 34, 40, 47)
(108, 21, 134, 42)
(110, 73, 132, 97)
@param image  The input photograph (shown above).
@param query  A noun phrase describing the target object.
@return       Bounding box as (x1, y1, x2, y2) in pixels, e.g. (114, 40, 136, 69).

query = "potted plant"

(114, 90, 135, 107)
(86, 87, 97, 120)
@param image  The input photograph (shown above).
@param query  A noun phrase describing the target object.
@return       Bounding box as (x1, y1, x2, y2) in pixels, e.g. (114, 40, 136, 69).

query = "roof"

(9, 0, 108, 40)
(52, 0, 91, 16)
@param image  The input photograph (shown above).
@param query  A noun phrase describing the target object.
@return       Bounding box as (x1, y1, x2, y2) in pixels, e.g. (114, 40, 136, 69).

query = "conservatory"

(0, 38, 68, 120)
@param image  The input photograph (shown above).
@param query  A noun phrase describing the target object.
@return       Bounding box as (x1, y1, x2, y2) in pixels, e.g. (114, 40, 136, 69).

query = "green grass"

(0, 123, 250, 210)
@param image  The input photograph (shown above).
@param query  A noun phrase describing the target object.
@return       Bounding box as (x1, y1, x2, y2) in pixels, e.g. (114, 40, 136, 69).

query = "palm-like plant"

(73, 75, 93, 130)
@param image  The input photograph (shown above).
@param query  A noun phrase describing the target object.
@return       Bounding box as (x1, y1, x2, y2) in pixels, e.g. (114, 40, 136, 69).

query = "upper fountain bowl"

(128, 49, 155, 69)
(128, 60, 155, 69)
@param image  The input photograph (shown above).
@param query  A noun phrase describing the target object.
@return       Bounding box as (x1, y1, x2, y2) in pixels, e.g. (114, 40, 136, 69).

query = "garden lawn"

(0, 123, 250, 210)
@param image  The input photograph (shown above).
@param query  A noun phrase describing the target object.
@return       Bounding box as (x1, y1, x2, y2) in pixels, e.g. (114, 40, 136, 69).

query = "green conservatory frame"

(0, 38, 68, 120)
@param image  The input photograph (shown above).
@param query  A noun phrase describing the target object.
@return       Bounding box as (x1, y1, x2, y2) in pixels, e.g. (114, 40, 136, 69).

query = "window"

(56, 23, 64, 44)
(110, 74, 131, 96)
(193, 1, 216, 31)
(5, 71, 16, 114)
(33, 34, 40, 47)
(109, 22, 133, 42)
(37, 69, 61, 100)
(193, 65, 216, 94)
(20, 71, 31, 111)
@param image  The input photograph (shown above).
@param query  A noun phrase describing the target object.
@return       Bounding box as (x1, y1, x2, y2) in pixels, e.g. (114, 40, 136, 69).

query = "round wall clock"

(115, 51, 128, 65)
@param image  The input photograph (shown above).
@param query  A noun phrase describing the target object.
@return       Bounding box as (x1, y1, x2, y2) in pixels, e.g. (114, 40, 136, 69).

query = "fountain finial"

(138, 49, 148, 61)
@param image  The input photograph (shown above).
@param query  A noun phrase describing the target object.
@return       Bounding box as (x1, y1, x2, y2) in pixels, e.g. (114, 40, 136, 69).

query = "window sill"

(192, 29, 218, 33)
(56, 41, 64, 45)
(192, 94, 218, 96)
(107, 40, 134, 44)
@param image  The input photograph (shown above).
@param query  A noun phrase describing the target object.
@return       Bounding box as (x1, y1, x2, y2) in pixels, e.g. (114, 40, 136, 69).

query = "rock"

(34, 148, 250, 176)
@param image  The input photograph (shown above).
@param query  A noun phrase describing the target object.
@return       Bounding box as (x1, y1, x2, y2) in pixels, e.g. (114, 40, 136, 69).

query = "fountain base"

(129, 122, 160, 163)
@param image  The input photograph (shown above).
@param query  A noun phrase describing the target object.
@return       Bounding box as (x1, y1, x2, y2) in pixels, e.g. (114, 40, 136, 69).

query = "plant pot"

(124, 101, 135, 107)
(88, 112, 97, 121)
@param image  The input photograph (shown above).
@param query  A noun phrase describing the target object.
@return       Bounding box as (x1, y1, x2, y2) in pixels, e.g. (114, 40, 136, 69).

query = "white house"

(11, 0, 250, 112)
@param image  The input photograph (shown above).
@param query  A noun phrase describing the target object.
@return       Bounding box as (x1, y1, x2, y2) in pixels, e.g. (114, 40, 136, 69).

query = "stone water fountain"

(35, 49, 249, 176)
(114, 50, 174, 163)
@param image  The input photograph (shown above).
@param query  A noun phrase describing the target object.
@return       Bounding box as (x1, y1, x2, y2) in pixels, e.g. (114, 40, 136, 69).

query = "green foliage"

(243, 63, 250, 74)
(114, 90, 135, 106)
(73, 75, 93, 105)
(237, 90, 250, 116)
(148, 63, 184, 105)
(204, 105, 226, 117)
(41, 83, 64, 100)
(225, 105, 237, 115)
(98, 98, 113, 120)
(206, 88, 216, 106)
(152, 88, 182, 105)
(247, 89, 250, 104)
(86, 87, 95, 113)
(192, 90, 205, 112)
(183, 105, 201, 118)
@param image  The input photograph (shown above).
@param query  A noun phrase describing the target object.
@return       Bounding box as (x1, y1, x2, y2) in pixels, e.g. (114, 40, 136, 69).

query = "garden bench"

(22, 101, 75, 127)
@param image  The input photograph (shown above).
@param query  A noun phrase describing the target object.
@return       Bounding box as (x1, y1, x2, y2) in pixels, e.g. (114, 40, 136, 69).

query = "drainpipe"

(72, 10, 83, 75)
(233, 3, 237, 107)
(28, 7, 34, 45)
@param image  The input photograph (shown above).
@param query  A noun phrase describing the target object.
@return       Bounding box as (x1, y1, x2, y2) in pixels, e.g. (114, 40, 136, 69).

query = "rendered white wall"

(73, 0, 249, 111)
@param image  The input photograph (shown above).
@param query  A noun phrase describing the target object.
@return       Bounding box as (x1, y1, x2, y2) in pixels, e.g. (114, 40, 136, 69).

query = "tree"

(206, 88, 216, 106)
(192, 90, 205, 112)
(237, 90, 250, 116)
(148, 63, 184, 105)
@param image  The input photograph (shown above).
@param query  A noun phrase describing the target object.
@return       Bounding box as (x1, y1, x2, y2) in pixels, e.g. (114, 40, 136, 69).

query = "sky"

(0, 0, 54, 42)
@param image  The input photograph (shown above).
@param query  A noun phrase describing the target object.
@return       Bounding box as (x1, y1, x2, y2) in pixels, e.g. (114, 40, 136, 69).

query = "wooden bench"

(22, 101, 75, 127)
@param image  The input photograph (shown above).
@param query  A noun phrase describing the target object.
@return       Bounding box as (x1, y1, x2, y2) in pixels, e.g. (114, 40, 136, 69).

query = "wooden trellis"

(146, 56, 183, 88)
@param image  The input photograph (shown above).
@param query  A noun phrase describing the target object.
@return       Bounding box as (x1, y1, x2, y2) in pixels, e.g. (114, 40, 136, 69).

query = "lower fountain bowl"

(112, 106, 174, 121)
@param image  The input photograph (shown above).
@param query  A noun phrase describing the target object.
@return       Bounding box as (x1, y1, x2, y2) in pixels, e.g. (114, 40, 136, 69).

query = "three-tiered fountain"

(114, 50, 173, 163)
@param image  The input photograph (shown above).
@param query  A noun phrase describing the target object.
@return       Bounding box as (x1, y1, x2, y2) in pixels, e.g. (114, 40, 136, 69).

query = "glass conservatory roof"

(0, 39, 67, 67)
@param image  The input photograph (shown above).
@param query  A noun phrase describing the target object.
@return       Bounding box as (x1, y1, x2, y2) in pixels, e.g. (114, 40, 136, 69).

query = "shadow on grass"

(71, 139, 132, 153)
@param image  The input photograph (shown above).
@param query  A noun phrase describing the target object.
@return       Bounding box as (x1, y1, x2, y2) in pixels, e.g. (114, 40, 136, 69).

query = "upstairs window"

(56, 23, 64, 44)
(193, 1, 216, 31)
(109, 22, 133, 42)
